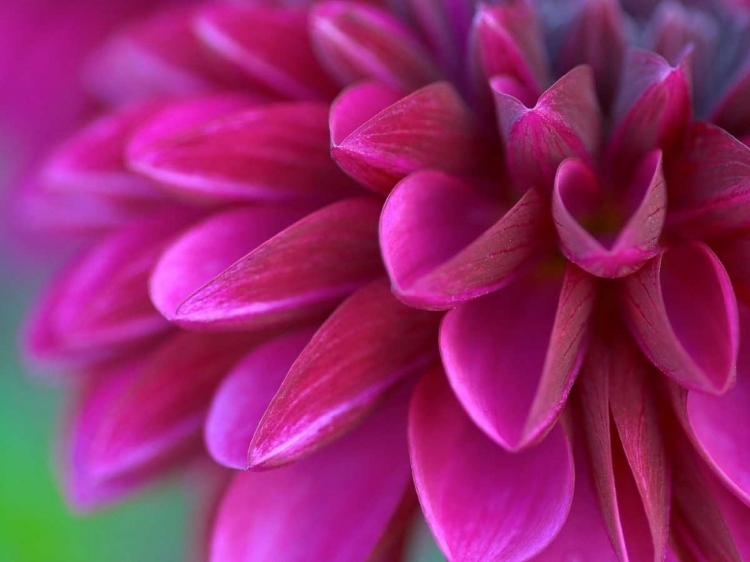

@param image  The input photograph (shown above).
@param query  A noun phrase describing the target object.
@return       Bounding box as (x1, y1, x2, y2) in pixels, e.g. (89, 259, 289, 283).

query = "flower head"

(11, 0, 750, 561)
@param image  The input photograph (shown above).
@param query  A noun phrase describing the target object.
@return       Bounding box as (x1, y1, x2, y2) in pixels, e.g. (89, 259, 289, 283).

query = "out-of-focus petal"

(331, 82, 484, 195)
(210, 385, 412, 562)
(552, 152, 666, 278)
(249, 279, 440, 468)
(128, 101, 358, 203)
(150, 205, 310, 321)
(172, 198, 384, 330)
(440, 263, 595, 451)
(712, 61, 750, 137)
(204, 329, 314, 469)
(195, 5, 339, 100)
(381, 171, 552, 309)
(310, 1, 440, 92)
(409, 366, 574, 562)
(493, 66, 601, 192)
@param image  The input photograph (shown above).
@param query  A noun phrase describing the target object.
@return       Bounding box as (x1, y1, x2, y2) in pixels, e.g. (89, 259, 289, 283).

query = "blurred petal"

(173, 198, 384, 330)
(210, 385, 412, 562)
(381, 171, 552, 309)
(712, 61, 750, 137)
(249, 279, 440, 468)
(440, 263, 594, 450)
(622, 242, 739, 394)
(409, 366, 574, 562)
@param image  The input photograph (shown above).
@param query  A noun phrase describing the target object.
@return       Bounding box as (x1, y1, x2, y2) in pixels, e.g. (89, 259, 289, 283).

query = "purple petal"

(409, 366, 574, 562)
(150, 205, 310, 321)
(712, 61, 750, 137)
(128, 100, 359, 203)
(204, 329, 314, 470)
(210, 385, 412, 562)
(493, 66, 601, 192)
(173, 197, 384, 330)
(381, 171, 553, 309)
(331, 81, 484, 195)
(248, 279, 440, 468)
(440, 263, 595, 451)
(622, 242, 739, 394)
(666, 122, 750, 240)
(552, 151, 666, 278)
(310, 1, 441, 92)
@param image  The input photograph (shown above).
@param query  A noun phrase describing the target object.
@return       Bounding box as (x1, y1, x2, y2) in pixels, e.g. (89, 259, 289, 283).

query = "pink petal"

(713, 232, 750, 307)
(195, 5, 339, 100)
(204, 329, 314, 470)
(608, 48, 692, 164)
(493, 66, 601, 192)
(409, 366, 574, 562)
(472, 1, 551, 106)
(684, 309, 750, 505)
(310, 1, 441, 92)
(440, 263, 595, 451)
(711, 474, 750, 559)
(85, 9, 249, 107)
(555, 0, 626, 108)
(621, 242, 739, 394)
(577, 331, 670, 562)
(331, 81, 484, 195)
(665, 122, 750, 240)
(711, 61, 750, 137)
(24, 213, 196, 367)
(79, 330, 264, 484)
(210, 385, 412, 562)
(150, 205, 310, 321)
(128, 101, 358, 203)
(552, 151, 666, 278)
(381, 171, 553, 309)
(173, 197, 384, 330)
(40, 101, 168, 201)
(248, 279, 440, 468)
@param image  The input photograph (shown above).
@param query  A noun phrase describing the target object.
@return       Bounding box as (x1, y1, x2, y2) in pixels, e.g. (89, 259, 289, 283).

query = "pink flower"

(13, 0, 750, 560)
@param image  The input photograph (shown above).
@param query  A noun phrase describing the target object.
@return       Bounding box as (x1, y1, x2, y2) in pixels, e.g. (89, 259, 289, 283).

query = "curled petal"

(310, 1, 441, 92)
(666, 122, 750, 240)
(493, 66, 601, 192)
(150, 205, 309, 321)
(381, 171, 552, 309)
(409, 366, 574, 562)
(211, 386, 412, 562)
(249, 279, 440, 468)
(440, 263, 595, 451)
(552, 152, 666, 278)
(195, 5, 339, 100)
(331, 81, 484, 195)
(609, 48, 692, 163)
(128, 101, 358, 203)
(205, 329, 314, 470)
(172, 198, 384, 330)
(622, 242, 739, 394)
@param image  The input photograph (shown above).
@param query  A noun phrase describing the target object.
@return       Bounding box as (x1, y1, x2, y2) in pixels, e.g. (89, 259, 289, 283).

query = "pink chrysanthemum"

(9, 0, 750, 560)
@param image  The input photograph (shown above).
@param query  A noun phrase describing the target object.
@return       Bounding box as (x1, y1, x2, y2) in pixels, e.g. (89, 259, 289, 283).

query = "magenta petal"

(713, 232, 750, 307)
(381, 171, 553, 309)
(553, 152, 666, 278)
(310, 1, 441, 92)
(608, 48, 692, 163)
(441, 264, 595, 451)
(205, 329, 314, 470)
(686, 311, 750, 505)
(128, 100, 358, 203)
(410, 366, 574, 562)
(666, 122, 750, 240)
(493, 66, 601, 192)
(195, 5, 339, 100)
(41, 101, 167, 201)
(622, 242, 739, 394)
(210, 386, 412, 562)
(249, 279, 440, 468)
(150, 205, 309, 321)
(331, 81, 483, 195)
(173, 197, 384, 330)
(712, 61, 750, 137)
